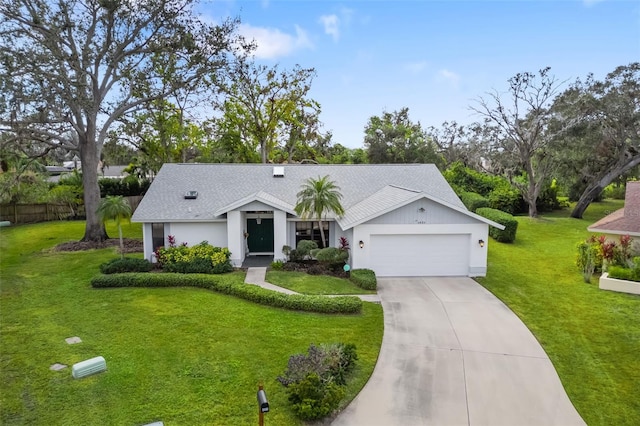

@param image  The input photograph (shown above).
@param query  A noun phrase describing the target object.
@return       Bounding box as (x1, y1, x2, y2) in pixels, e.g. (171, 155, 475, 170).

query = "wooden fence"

(0, 196, 143, 225)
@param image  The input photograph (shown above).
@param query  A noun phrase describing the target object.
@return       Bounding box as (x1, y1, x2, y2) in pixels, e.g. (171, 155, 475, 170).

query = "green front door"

(246, 219, 274, 253)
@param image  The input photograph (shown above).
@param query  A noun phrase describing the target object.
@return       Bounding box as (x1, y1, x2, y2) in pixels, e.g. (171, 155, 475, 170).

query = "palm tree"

(96, 196, 132, 258)
(295, 175, 345, 248)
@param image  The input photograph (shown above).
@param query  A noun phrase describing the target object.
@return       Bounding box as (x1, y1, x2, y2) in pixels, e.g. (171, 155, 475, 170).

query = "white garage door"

(369, 234, 470, 277)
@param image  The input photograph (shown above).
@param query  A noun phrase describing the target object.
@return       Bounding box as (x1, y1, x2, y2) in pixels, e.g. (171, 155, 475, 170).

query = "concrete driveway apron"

(332, 277, 585, 426)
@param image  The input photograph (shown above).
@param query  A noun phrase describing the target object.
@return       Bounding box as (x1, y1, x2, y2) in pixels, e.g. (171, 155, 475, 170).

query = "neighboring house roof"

(588, 181, 640, 237)
(99, 165, 129, 178)
(131, 163, 497, 227)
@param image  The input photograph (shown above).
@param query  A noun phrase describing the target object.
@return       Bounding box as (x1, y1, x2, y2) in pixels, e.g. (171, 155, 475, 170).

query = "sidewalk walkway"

(244, 267, 381, 303)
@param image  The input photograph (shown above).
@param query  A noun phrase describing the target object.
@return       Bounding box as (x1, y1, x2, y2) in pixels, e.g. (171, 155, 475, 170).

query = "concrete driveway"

(332, 277, 585, 426)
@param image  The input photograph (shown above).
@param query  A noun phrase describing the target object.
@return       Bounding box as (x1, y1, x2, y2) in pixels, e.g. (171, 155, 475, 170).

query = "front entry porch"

(241, 255, 274, 268)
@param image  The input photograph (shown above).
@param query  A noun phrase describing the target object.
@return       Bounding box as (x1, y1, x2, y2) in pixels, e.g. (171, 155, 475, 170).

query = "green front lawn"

(266, 271, 376, 295)
(477, 199, 640, 426)
(0, 222, 383, 425)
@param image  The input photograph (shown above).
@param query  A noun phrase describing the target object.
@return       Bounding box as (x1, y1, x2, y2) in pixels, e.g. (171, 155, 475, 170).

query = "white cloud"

(239, 23, 313, 59)
(404, 60, 428, 74)
(438, 69, 461, 88)
(319, 14, 340, 41)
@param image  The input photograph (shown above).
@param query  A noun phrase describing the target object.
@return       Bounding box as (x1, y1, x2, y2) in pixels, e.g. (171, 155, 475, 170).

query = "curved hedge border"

(91, 273, 363, 314)
(476, 207, 518, 243)
(350, 269, 377, 290)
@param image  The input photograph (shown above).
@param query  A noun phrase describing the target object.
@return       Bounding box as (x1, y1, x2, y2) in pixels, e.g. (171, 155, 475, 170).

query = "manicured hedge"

(475, 207, 518, 243)
(460, 191, 489, 212)
(99, 257, 153, 274)
(350, 269, 377, 290)
(91, 273, 362, 314)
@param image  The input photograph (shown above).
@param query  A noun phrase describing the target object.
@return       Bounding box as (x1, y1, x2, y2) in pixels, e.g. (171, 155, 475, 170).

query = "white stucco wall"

(167, 222, 227, 248)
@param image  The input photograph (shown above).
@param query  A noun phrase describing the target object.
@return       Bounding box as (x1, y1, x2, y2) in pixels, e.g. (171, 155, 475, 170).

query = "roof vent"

(184, 191, 198, 199)
(273, 166, 284, 178)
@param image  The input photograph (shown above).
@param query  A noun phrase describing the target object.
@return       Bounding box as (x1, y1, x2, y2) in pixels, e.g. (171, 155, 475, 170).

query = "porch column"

(227, 211, 244, 267)
(142, 223, 153, 261)
(273, 210, 287, 262)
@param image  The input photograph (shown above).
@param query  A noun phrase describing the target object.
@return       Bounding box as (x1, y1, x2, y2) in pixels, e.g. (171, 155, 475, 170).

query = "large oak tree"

(551, 63, 640, 218)
(471, 68, 566, 217)
(0, 0, 241, 241)
(212, 60, 318, 164)
(364, 107, 443, 167)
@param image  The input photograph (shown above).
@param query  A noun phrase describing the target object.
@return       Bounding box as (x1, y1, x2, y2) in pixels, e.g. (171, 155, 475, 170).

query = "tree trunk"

(80, 128, 109, 242)
(524, 167, 540, 218)
(570, 156, 640, 218)
(260, 139, 267, 163)
(571, 184, 603, 219)
(318, 219, 326, 248)
(118, 224, 124, 259)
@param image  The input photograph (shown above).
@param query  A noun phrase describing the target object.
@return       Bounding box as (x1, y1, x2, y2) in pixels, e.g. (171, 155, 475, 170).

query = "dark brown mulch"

(54, 238, 143, 253)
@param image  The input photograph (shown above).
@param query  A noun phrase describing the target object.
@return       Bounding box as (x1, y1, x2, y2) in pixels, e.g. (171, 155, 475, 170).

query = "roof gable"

(337, 184, 504, 230)
(214, 191, 295, 216)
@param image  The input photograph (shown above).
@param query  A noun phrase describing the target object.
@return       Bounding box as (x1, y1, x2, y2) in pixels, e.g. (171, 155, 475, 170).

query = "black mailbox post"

(257, 385, 269, 425)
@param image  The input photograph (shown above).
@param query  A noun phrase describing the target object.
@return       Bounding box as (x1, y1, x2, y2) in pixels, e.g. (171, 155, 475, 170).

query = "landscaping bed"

(54, 238, 143, 253)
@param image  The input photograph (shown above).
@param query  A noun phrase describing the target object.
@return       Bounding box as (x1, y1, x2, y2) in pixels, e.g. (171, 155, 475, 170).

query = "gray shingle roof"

(131, 163, 465, 223)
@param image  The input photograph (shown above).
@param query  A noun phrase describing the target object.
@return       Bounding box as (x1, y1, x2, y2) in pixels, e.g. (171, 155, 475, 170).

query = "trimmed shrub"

(277, 343, 358, 420)
(287, 373, 345, 421)
(164, 258, 215, 274)
(607, 257, 640, 282)
(476, 208, 518, 243)
(155, 241, 233, 274)
(460, 191, 489, 212)
(297, 240, 319, 260)
(99, 257, 152, 274)
(350, 269, 377, 290)
(91, 273, 362, 314)
(315, 247, 349, 270)
(607, 266, 637, 282)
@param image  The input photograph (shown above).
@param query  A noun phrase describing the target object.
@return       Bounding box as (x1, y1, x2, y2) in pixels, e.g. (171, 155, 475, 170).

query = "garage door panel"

(370, 234, 469, 277)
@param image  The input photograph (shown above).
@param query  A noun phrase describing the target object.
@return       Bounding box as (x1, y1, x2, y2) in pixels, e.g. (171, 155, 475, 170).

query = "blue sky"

(200, 0, 639, 148)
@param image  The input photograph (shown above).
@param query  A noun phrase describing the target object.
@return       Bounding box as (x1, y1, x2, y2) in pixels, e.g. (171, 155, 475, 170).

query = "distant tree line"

(0, 0, 637, 245)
